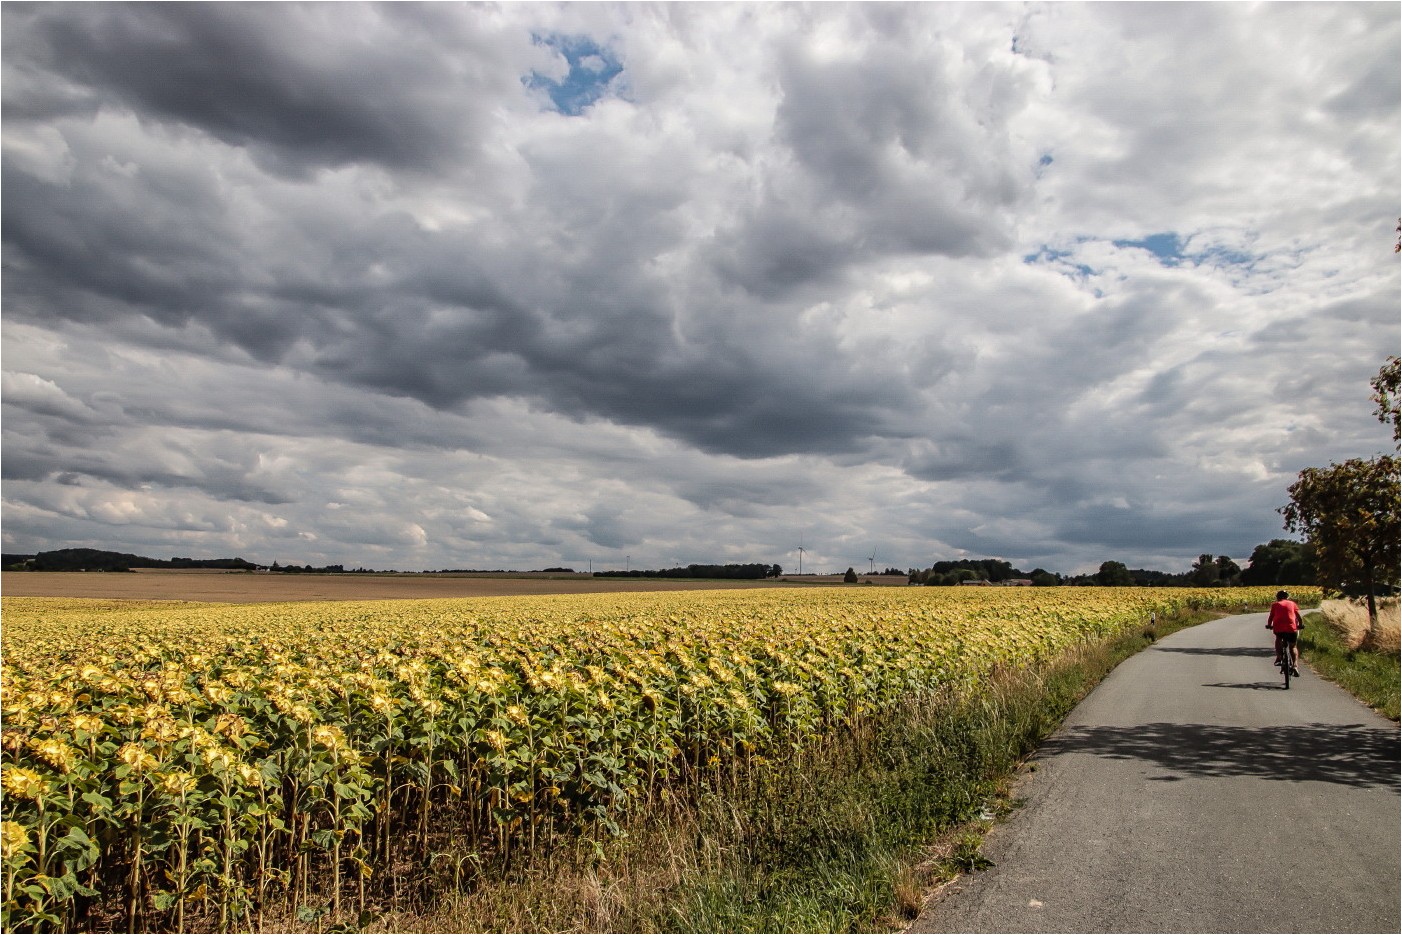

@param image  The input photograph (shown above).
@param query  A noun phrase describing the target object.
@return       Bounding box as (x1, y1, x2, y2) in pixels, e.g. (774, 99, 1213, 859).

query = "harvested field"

(0, 569, 848, 603)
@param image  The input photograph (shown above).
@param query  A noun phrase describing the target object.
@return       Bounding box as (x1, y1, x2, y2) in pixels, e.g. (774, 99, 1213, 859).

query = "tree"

(1372, 356, 1400, 447)
(1278, 356, 1402, 639)
(1190, 554, 1220, 587)
(1240, 540, 1315, 586)
(843, 567, 859, 583)
(1095, 561, 1133, 586)
(1282, 455, 1400, 636)
(1215, 555, 1241, 585)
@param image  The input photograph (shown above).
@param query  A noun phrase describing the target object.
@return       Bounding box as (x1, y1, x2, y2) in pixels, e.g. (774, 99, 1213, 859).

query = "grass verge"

(1301, 610, 1401, 721)
(352, 607, 1225, 934)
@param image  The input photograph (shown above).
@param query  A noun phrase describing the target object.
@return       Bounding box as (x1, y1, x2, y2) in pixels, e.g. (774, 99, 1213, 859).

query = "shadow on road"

(1041, 722, 1400, 789)
(1151, 644, 1275, 658)
(1202, 681, 1282, 692)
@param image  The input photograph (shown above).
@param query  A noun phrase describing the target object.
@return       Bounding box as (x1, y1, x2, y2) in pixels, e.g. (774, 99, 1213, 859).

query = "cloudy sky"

(3, 2, 1398, 576)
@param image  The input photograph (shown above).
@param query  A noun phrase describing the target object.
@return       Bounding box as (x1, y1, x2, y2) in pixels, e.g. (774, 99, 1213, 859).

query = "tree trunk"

(1364, 563, 1380, 647)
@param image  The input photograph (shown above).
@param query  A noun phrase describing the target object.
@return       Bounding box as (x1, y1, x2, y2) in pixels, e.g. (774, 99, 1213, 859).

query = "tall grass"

(353, 608, 1215, 934)
(1301, 607, 1401, 721)
(1317, 597, 1401, 653)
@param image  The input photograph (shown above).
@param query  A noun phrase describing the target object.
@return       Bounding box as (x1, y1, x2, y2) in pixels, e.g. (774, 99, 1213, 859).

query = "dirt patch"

(1, 570, 834, 603)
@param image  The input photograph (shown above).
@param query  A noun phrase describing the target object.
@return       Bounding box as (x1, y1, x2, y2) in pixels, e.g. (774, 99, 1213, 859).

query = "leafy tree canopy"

(1282, 455, 1400, 626)
(1280, 357, 1402, 633)
(1095, 560, 1134, 587)
(1372, 355, 1400, 446)
(1240, 539, 1315, 586)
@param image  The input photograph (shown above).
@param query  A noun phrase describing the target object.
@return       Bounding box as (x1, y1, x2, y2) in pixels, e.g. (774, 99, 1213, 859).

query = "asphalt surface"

(909, 613, 1401, 934)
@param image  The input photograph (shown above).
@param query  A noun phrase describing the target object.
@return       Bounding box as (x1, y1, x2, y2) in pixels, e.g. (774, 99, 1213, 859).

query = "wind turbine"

(796, 537, 807, 576)
(868, 550, 878, 575)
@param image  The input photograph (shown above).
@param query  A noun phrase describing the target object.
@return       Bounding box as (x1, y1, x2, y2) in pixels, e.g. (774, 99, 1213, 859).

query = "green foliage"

(1281, 357, 1402, 631)
(1189, 554, 1243, 587)
(594, 563, 777, 580)
(1189, 554, 1219, 586)
(11, 548, 258, 572)
(1215, 555, 1241, 584)
(1240, 539, 1316, 586)
(1095, 561, 1134, 587)
(926, 558, 1020, 582)
(1282, 455, 1400, 620)
(1372, 355, 1400, 446)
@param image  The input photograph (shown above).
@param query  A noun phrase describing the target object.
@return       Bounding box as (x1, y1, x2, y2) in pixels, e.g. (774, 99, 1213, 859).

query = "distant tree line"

(595, 563, 781, 580)
(7, 542, 1323, 590)
(2, 549, 379, 575)
(1061, 556, 1240, 588)
(908, 541, 1316, 588)
(267, 561, 364, 574)
(3, 549, 259, 573)
(423, 567, 579, 574)
(908, 559, 1060, 587)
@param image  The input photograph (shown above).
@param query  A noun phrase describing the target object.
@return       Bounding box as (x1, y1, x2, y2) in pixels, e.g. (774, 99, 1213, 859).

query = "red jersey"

(1268, 599, 1302, 633)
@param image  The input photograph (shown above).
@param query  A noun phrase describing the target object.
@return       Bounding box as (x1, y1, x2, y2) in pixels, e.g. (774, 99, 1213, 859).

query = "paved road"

(910, 613, 1400, 934)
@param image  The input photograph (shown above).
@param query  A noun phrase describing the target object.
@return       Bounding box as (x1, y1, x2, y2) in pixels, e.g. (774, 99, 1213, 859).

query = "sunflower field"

(0, 585, 1308, 931)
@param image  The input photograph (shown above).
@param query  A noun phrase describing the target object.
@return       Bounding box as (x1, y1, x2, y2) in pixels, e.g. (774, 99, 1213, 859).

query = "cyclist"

(1265, 589, 1304, 677)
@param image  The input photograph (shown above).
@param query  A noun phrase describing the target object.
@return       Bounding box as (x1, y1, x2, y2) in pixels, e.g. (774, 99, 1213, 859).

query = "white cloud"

(2, 3, 1396, 575)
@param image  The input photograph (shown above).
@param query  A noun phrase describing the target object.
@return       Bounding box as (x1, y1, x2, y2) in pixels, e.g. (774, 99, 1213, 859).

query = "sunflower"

(0, 767, 49, 801)
(0, 820, 30, 861)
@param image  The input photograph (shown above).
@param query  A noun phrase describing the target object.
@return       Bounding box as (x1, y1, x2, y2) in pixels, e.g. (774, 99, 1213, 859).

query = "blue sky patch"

(525, 34, 623, 116)
(1113, 232, 1262, 272)
(1023, 244, 1097, 280)
(1113, 232, 1184, 265)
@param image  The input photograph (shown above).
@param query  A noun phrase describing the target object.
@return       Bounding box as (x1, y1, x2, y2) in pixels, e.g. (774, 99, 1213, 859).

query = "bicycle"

(1273, 633, 1300, 689)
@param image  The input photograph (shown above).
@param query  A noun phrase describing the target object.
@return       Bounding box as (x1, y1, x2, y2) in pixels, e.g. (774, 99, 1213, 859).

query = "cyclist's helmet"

(1276, 590, 1289, 600)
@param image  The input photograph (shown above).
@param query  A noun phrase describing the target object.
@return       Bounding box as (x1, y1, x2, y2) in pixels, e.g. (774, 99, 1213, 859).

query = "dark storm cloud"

(1, 16, 926, 464)
(2, 3, 515, 175)
(1054, 503, 1234, 554)
(902, 436, 1025, 483)
(1, 156, 265, 335)
(708, 207, 854, 300)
